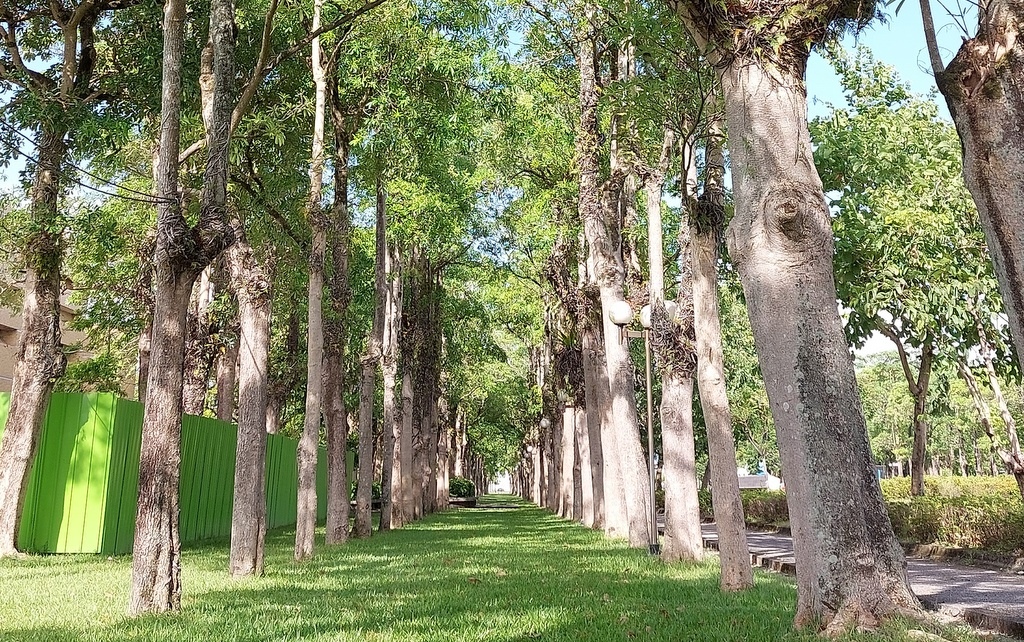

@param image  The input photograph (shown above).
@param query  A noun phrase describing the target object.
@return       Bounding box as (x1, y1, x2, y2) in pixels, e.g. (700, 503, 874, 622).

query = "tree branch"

(0, 18, 55, 90)
(179, 0, 390, 164)
(232, 174, 310, 253)
(874, 318, 920, 396)
(918, 0, 946, 75)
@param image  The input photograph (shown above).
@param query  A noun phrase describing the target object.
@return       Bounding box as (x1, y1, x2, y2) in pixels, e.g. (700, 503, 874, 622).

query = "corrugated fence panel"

(317, 445, 328, 521)
(0, 393, 119, 554)
(106, 397, 143, 555)
(180, 414, 237, 543)
(0, 392, 337, 554)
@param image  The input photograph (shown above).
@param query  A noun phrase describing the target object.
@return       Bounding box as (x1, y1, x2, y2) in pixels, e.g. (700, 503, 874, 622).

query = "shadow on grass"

(0, 499, 991, 642)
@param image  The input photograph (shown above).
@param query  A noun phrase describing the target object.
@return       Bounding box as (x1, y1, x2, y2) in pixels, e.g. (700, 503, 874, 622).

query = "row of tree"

(1, 0, 1024, 635)
(500, 0, 1024, 635)
(0, 0, 535, 617)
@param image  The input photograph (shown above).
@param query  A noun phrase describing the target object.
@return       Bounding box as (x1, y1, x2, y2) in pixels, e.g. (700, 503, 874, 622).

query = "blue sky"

(806, 4, 972, 120)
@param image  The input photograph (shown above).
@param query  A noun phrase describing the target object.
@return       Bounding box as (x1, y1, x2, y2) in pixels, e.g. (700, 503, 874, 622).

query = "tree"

(0, 0, 136, 558)
(918, 0, 1024, 369)
(295, 0, 329, 561)
(576, 3, 652, 548)
(667, 3, 919, 631)
(813, 47, 1004, 496)
(689, 133, 752, 589)
(129, 0, 235, 613)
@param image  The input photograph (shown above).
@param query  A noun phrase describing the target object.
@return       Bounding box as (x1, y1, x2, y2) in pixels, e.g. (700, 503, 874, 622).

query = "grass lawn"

(0, 495, 999, 642)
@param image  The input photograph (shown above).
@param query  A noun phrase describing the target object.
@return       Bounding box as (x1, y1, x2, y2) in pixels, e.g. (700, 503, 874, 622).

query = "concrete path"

(699, 524, 1024, 638)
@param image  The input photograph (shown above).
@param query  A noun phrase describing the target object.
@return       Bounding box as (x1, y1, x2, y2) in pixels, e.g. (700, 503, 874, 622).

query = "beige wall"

(0, 294, 90, 393)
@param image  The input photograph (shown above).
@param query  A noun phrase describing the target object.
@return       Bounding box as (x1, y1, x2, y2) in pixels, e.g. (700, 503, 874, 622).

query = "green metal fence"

(0, 392, 346, 555)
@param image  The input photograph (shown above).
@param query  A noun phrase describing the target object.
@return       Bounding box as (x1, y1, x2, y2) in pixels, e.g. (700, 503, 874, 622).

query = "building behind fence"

(0, 392, 346, 555)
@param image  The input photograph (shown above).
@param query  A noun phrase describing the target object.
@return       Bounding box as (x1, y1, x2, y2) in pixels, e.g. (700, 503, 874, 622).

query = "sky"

(805, 3, 972, 121)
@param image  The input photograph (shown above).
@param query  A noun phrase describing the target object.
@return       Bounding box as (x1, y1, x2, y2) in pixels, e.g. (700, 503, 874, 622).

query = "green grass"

(0, 495, 1000, 641)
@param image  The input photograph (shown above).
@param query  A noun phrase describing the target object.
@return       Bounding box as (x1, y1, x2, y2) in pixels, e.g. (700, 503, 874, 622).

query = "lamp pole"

(639, 305, 659, 556)
(608, 299, 661, 556)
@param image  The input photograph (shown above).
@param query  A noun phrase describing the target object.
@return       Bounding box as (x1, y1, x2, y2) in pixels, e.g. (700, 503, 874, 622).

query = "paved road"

(698, 524, 1024, 638)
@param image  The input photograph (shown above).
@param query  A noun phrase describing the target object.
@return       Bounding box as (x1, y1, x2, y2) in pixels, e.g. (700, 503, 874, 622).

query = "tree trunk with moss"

(0, 0, 112, 552)
(691, 136, 752, 590)
(920, 0, 1024, 365)
(324, 92, 355, 545)
(0, 129, 68, 558)
(225, 224, 270, 577)
(295, 3, 328, 560)
(718, 56, 918, 631)
(354, 179, 388, 538)
(380, 245, 402, 530)
(577, 9, 651, 548)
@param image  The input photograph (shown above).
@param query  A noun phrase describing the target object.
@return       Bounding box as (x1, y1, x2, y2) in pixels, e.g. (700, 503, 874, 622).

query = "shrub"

(696, 489, 787, 527)
(886, 494, 1024, 552)
(880, 475, 1020, 499)
(349, 481, 383, 501)
(699, 475, 1023, 553)
(740, 490, 789, 528)
(449, 476, 475, 498)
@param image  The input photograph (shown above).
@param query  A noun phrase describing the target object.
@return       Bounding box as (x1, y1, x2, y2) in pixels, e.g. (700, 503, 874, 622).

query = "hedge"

(879, 475, 1021, 499)
(449, 476, 476, 498)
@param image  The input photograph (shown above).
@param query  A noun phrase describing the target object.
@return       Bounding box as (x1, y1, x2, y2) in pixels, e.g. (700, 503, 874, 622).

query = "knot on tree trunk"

(757, 182, 832, 260)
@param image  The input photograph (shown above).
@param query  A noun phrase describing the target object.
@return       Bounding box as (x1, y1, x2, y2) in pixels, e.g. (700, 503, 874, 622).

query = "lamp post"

(608, 300, 660, 556)
(638, 304, 659, 556)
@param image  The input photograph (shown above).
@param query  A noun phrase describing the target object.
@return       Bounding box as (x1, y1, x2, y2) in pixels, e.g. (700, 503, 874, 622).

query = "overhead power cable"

(0, 120, 171, 205)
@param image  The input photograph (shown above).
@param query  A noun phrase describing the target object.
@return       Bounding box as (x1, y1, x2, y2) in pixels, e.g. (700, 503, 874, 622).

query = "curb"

(702, 535, 797, 575)
(701, 535, 1024, 640)
(917, 597, 1024, 640)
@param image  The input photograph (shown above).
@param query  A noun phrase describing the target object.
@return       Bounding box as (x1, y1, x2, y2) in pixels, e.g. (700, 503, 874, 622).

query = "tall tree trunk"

(575, 402, 593, 525)
(129, 0, 234, 612)
(295, 1, 328, 560)
(225, 228, 271, 577)
(719, 57, 918, 631)
(216, 325, 239, 422)
(647, 128, 701, 562)
(879, 325, 934, 498)
(909, 347, 933, 497)
(691, 134, 752, 590)
(416, 267, 442, 516)
(560, 405, 576, 518)
(424, 384, 441, 514)
(354, 179, 388, 537)
(581, 327, 605, 529)
(435, 398, 450, 511)
(400, 365, 415, 520)
(546, 415, 560, 510)
(324, 95, 354, 544)
(920, 0, 1024, 363)
(380, 246, 402, 530)
(577, 11, 651, 548)
(534, 434, 543, 506)
(572, 407, 586, 521)
(0, 129, 68, 558)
